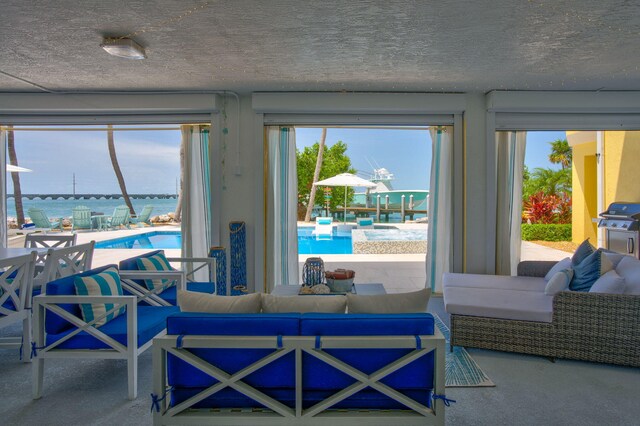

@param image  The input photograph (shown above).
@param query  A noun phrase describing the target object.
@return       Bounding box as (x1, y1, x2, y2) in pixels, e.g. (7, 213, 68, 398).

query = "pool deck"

(8, 222, 568, 294)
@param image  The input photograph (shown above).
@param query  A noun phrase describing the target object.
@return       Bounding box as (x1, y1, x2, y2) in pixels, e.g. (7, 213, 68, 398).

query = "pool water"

(297, 227, 352, 254)
(95, 231, 182, 249)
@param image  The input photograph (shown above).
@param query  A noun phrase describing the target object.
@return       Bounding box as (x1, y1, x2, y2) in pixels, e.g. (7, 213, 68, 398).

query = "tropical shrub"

(521, 224, 572, 241)
(523, 192, 571, 224)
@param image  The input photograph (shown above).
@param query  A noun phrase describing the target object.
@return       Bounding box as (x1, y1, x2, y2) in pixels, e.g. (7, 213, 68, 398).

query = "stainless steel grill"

(598, 202, 640, 258)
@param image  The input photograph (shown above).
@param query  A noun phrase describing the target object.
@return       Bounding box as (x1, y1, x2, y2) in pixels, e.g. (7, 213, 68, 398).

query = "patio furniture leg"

(128, 353, 138, 400)
(32, 301, 45, 398)
(22, 315, 32, 363)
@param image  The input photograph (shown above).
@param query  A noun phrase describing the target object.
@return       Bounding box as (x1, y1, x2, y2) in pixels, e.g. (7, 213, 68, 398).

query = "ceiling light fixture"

(100, 37, 146, 59)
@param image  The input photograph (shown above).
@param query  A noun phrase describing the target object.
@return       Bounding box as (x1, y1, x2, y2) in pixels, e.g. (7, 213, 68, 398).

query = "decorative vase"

(229, 221, 247, 295)
(302, 257, 325, 287)
(208, 246, 227, 296)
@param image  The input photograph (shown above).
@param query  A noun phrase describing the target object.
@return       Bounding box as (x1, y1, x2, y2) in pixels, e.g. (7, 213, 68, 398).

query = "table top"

(271, 283, 386, 296)
(0, 247, 49, 260)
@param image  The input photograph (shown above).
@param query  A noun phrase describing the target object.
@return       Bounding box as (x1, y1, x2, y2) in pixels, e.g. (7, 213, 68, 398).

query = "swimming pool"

(94, 231, 182, 249)
(297, 227, 353, 254)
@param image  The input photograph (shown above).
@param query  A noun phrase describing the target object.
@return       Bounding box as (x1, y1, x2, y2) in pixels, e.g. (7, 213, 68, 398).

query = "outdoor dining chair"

(24, 233, 77, 270)
(0, 252, 36, 361)
(33, 241, 95, 292)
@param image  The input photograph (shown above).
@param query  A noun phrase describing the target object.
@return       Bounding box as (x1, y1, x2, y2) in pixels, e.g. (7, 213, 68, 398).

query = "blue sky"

(296, 128, 567, 190)
(6, 126, 566, 194)
(6, 126, 181, 194)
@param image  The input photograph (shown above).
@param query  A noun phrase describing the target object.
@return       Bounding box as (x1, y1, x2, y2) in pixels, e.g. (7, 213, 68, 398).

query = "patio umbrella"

(314, 173, 376, 223)
(6, 164, 32, 173)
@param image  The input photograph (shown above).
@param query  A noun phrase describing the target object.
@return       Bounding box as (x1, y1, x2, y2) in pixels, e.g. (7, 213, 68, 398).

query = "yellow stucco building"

(568, 130, 640, 246)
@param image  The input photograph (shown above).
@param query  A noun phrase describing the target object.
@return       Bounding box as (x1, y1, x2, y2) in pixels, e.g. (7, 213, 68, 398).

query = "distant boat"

(351, 168, 429, 210)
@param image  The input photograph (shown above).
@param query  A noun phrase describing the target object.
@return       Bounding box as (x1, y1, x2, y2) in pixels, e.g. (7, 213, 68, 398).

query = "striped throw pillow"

(135, 252, 176, 291)
(74, 267, 125, 327)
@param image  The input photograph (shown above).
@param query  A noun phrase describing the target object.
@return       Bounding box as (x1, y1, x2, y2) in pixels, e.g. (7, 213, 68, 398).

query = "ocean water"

(6, 197, 178, 219)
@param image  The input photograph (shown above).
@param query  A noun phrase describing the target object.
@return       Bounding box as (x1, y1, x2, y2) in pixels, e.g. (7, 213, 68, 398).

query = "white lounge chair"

(357, 217, 375, 229)
(312, 217, 333, 237)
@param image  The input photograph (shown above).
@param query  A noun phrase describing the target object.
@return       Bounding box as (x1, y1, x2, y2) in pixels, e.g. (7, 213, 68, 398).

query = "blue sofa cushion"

(166, 313, 299, 390)
(572, 239, 595, 265)
(44, 264, 117, 335)
(46, 305, 179, 349)
(570, 249, 613, 292)
(118, 250, 165, 271)
(300, 313, 435, 391)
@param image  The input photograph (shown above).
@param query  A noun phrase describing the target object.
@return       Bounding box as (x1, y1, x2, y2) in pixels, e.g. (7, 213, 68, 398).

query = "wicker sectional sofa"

(442, 257, 640, 367)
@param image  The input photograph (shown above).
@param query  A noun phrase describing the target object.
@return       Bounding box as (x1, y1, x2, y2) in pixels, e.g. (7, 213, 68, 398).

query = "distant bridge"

(8, 194, 178, 201)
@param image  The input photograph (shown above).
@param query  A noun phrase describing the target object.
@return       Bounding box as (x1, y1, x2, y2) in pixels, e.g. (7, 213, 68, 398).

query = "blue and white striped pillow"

(136, 252, 176, 291)
(74, 267, 125, 327)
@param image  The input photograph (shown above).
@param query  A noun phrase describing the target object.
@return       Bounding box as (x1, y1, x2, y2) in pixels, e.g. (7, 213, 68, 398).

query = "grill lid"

(599, 202, 640, 220)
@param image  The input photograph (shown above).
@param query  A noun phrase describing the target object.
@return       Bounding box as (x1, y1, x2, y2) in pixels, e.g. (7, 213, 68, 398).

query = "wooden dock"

(330, 206, 427, 222)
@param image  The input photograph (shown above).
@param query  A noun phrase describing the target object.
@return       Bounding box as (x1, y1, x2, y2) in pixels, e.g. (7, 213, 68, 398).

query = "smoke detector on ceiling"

(100, 37, 146, 59)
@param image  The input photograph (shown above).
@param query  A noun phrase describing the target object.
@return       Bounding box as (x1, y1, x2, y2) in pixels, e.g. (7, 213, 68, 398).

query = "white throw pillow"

(346, 288, 431, 314)
(178, 290, 262, 313)
(545, 257, 572, 281)
(589, 270, 626, 295)
(544, 269, 574, 296)
(261, 294, 346, 313)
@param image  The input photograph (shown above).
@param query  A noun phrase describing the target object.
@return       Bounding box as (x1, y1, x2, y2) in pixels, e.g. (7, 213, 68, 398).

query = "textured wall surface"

(1, 0, 639, 93)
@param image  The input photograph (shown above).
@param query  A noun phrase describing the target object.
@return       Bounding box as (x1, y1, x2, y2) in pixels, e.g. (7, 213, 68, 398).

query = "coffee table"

(271, 283, 386, 296)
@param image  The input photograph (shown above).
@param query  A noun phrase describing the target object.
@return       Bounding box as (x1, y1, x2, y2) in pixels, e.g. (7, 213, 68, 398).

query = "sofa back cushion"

(300, 313, 435, 391)
(346, 288, 430, 313)
(166, 313, 299, 390)
(261, 294, 346, 313)
(570, 249, 613, 292)
(589, 270, 626, 294)
(45, 264, 118, 334)
(177, 290, 261, 313)
(615, 256, 640, 295)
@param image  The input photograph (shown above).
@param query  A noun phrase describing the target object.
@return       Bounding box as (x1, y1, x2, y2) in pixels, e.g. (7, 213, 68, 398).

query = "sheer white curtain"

(426, 126, 453, 293)
(266, 126, 299, 291)
(181, 125, 212, 281)
(495, 131, 527, 276)
(0, 128, 6, 248)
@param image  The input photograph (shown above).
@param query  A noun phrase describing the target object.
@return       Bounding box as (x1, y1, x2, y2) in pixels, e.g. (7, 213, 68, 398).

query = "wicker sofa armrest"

(517, 260, 558, 277)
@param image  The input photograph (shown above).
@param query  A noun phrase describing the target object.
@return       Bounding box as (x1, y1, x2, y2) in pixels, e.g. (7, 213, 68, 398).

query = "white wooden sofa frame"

(0, 252, 36, 361)
(119, 257, 217, 307)
(32, 294, 143, 399)
(152, 330, 446, 426)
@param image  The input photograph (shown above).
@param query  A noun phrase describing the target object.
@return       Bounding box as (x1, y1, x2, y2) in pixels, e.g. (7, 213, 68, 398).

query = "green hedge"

(521, 224, 572, 241)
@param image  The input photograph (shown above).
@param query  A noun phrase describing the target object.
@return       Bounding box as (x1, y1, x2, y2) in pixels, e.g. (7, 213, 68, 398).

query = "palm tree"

(107, 125, 135, 216)
(548, 139, 572, 170)
(529, 167, 571, 196)
(304, 128, 327, 222)
(7, 126, 25, 226)
(173, 126, 186, 222)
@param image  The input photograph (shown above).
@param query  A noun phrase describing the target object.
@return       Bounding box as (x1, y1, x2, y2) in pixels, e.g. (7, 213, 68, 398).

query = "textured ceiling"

(1, 0, 639, 94)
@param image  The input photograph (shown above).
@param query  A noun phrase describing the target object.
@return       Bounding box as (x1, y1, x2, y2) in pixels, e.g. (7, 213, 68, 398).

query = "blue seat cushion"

(300, 313, 435, 391)
(46, 305, 180, 349)
(44, 264, 117, 334)
(166, 313, 299, 390)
